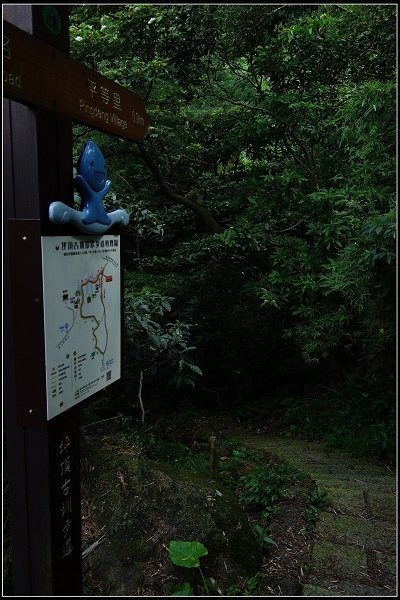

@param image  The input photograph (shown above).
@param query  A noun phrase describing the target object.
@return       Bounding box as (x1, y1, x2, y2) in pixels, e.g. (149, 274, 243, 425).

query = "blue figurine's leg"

(82, 194, 112, 225)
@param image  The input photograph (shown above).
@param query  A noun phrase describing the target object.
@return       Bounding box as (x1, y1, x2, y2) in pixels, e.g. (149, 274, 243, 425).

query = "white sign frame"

(41, 235, 121, 419)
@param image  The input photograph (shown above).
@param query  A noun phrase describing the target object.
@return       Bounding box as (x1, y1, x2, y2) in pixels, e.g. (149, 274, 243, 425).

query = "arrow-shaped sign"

(3, 20, 150, 141)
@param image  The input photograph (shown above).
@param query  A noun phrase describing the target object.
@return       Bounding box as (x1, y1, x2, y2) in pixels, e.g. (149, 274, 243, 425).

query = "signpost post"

(3, 4, 148, 595)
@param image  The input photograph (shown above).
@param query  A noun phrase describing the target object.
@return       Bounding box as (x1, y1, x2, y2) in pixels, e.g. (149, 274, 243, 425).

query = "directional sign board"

(41, 235, 121, 419)
(3, 20, 149, 141)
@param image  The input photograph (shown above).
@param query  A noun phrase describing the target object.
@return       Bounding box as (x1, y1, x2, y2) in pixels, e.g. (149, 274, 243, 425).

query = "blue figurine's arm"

(74, 174, 91, 197)
(98, 180, 112, 202)
(101, 179, 112, 198)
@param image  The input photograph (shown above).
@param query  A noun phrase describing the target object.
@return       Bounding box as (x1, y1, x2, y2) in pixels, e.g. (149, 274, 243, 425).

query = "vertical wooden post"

(3, 5, 82, 595)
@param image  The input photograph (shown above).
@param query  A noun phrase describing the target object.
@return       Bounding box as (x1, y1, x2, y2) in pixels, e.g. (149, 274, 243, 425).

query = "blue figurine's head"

(77, 140, 107, 192)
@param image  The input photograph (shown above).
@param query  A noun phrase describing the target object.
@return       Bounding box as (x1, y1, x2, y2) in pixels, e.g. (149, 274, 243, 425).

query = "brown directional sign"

(3, 20, 149, 141)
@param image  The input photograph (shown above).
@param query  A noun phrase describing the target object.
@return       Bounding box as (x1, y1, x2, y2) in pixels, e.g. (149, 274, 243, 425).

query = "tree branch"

(159, 137, 184, 194)
(289, 131, 320, 191)
(134, 143, 270, 270)
(282, 134, 319, 191)
(205, 53, 270, 114)
(82, 534, 107, 560)
(135, 142, 224, 233)
(138, 369, 145, 424)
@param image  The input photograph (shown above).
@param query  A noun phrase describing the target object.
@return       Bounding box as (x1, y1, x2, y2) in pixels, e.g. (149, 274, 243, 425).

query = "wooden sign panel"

(3, 20, 149, 141)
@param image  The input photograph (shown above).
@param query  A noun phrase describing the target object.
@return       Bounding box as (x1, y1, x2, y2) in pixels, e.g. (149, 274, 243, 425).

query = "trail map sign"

(3, 19, 149, 141)
(41, 235, 121, 419)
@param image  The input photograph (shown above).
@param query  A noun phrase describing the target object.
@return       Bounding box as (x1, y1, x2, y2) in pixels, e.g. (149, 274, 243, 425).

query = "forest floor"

(3, 411, 396, 597)
(188, 413, 397, 596)
(80, 411, 397, 596)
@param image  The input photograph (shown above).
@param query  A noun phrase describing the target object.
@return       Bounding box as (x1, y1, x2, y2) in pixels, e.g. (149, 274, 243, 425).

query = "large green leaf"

(168, 540, 208, 568)
(171, 582, 194, 595)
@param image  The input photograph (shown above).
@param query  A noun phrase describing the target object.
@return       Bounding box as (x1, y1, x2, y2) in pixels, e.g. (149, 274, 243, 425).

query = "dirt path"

(230, 433, 397, 596)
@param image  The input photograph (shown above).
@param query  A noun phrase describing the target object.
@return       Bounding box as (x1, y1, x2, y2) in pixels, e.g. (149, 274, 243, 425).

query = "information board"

(41, 235, 121, 419)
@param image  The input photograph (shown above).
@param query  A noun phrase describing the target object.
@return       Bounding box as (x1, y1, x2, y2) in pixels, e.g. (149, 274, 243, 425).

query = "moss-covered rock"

(82, 440, 261, 595)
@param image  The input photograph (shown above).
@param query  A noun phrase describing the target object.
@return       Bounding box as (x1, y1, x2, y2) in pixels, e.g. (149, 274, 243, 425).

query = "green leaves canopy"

(70, 4, 396, 458)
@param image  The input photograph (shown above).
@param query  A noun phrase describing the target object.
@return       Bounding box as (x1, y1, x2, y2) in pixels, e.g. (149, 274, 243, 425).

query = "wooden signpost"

(3, 4, 149, 595)
(3, 19, 149, 142)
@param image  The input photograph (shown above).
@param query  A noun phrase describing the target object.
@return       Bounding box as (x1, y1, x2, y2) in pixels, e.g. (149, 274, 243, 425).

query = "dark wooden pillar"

(3, 5, 82, 595)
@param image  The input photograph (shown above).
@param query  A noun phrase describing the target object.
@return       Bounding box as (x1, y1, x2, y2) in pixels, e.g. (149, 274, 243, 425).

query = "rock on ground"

(81, 436, 261, 595)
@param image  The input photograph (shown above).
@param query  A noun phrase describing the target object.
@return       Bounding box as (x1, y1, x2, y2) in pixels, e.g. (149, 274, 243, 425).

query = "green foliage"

(303, 488, 329, 536)
(218, 440, 305, 556)
(325, 420, 396, 463)
(309, 488, 329, 509)
(168, 540, 210, 595)
(153, 439, 209, 474)
(124, 289, 202, 391)
(171, 581, 193, 596)
(227, 575, 260, 596)
(239, 462, 301, 513)
(251, 524, 278, 551)
(169, 540, 208, 569)
(116, 418, 210, 475)
(282, 372, 396, 463)
(70, 4, 395, 456)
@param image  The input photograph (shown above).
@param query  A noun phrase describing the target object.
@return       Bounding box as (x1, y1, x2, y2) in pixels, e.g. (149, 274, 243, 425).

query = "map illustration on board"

(41, 235, 121, 419)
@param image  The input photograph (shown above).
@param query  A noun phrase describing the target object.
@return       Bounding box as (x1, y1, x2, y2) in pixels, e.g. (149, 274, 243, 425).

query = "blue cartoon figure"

(75, 141, 112, 225)
(49, 140, 129, 234)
